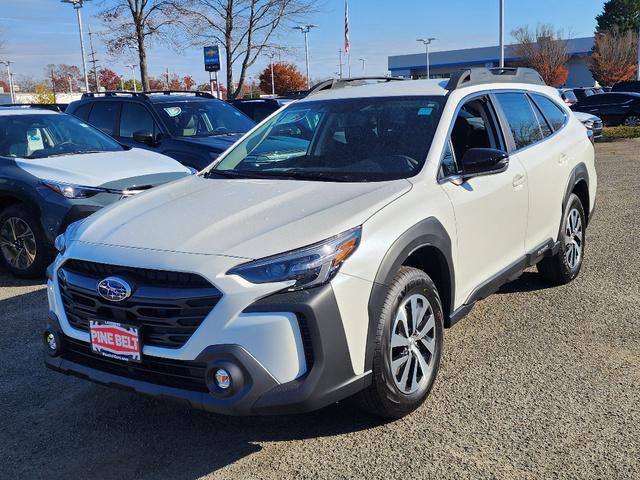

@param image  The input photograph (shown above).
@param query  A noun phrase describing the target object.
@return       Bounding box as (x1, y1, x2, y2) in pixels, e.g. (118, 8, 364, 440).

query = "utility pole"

(61, 0, 91, 92)
(358, 57, 366, 74)
(165, 67, 170, 89)
(267, 52, 276, 96)
(126, 64, 138, 92)
(87, 26, 100, 92)
(338, 49, 343, 79)
(293, 24, 317, 88)
(1, 61, 15, 103)
(50, 67, 57, 103)
(499, 0, 505, 68)
(417, 38, 436, 79)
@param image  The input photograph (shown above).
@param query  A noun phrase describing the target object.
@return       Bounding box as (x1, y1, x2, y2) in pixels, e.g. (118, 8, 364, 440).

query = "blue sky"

(1, 0, 607, 87)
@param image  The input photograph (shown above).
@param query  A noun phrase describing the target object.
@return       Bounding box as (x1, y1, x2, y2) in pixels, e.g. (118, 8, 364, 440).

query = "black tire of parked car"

(0, 205, 51, 278)
(354, 266, 444, 419)
(537, 193, 586, 285)
(623, 115, 640, 127)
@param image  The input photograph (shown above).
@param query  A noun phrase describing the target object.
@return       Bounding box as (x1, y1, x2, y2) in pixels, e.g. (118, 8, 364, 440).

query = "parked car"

(66, 91, 255, 170)
(566, 87, 605, 101)
(0, 108, 191, 277)
(558, 88, 578, 106)
(0, 103, 68, 112)
(611, 80, 640, 94)
(229, 98, 288, 123)
(45, 68, 596, 419)
(571, 92, 640, 126)
(573, 111, 603, 140)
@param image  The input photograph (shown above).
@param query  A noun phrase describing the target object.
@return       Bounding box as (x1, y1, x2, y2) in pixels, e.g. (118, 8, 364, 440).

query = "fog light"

(44, 329, 62, 356)
(214, 368, 231, 389)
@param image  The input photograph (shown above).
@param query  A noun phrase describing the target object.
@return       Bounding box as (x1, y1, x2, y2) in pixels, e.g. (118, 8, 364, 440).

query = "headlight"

(43, 180, 104, 199)
(228, 227, 361, 290)
(54, 233, 66, 253)
(583, 120, 594, 129)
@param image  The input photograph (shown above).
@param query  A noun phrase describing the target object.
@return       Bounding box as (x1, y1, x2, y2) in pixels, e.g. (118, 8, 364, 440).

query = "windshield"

(211, 96, 445, 182)
(156, 100, 254, 138)
(0, 113, 123, 159)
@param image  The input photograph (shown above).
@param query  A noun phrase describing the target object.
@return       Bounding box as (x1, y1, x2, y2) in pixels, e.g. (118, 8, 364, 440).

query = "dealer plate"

(89, 320, 141, 362)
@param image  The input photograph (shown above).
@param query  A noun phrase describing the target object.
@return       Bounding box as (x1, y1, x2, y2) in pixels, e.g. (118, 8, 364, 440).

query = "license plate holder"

(89, 320, 142, 363)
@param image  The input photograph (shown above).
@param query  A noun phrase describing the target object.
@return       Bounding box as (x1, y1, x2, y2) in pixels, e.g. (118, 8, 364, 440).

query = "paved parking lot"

(1, 140, 638, 480)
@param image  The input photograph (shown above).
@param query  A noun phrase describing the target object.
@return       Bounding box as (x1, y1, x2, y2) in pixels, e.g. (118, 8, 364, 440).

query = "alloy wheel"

(0, 217, 37, 270)
(564, 208, 583, 270)
(389, 293, 437, 394)
(623, 115, 640, 127)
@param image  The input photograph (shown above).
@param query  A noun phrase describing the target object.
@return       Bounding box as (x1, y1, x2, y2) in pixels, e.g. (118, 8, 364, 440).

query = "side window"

(73, 103, 92, 121)
(495, 93, 543, 150)
(87, 102, 120, 136)
(449, 95, 503, 163)
(120, 103, 157, 138)
(528, 97, 552, 138)
(440, 140, 457, 177)
(531, 94, 567, 131)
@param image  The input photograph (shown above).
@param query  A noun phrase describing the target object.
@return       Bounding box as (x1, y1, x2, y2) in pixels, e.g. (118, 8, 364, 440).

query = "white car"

(0, 108, 192, 278)
(45, 68, 597, 418)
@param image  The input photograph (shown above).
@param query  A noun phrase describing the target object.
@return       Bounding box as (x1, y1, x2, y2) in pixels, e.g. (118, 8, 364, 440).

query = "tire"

(354, 266, 444, 419)
(537, 193, 586, 285)
(0, 204, 51, 278)
(623, 115, 640, 127)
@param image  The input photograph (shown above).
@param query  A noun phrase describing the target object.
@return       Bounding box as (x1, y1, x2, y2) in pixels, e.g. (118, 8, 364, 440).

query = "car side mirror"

(132, 130, 158, 146)
(460, 148, 509, 179)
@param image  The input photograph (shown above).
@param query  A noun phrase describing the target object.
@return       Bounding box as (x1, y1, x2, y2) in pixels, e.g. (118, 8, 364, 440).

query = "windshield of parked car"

(209, 96, 446, 182)
(156, 100, 254, 138)
(0, 113, 123, 159)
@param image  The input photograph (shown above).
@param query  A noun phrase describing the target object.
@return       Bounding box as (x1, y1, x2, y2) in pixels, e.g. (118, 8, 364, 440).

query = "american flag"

(344, 0, 350, 53)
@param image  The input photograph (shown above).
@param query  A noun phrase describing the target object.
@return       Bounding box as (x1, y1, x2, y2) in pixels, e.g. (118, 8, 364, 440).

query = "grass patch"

(602, 126, 640, 140)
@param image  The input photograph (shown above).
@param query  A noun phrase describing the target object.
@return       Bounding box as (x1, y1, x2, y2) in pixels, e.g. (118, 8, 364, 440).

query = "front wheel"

(354, 267, 444, 419)
(623, 115, 640, 127)
(537, 193, 586, 285)
(0, 205, 51, 278)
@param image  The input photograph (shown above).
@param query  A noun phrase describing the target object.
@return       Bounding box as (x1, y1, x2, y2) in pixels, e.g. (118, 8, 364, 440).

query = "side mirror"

(460, 148, 509, 179)
(132, 130, 158, 146)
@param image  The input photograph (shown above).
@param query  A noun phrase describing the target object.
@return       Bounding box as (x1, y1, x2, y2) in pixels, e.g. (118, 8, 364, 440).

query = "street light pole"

(417, 38, 436, 79)
(126, 64, 138, 92)
(499, 0, 505, 68)
(359, 58, 366, 74)
(1, 61, 15, 103)
(293, 24, 317, 88)
(61, 0, 91, 93)
(267, 52, 276, 96)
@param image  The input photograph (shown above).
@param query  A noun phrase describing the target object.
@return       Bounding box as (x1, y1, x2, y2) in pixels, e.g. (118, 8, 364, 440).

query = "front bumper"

(45, 283, 370, 415)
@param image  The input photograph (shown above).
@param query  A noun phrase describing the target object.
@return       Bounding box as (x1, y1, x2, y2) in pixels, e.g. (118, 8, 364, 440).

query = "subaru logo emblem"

(97, 277, 132, 302)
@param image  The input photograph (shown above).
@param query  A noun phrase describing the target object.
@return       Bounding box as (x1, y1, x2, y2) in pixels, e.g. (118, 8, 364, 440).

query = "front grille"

(62, 335, 208, 392)
(58, 260, 222, 349)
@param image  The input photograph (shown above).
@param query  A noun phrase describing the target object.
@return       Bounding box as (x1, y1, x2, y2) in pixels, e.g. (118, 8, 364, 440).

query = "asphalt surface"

(1, 140, 638, 480)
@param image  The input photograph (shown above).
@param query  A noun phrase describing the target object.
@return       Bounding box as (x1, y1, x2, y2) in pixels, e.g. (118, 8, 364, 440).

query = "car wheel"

(354, 266, 444, 419)
(0, 205, 50, 278)
(623, 115, 640, 127)
(537, 193, 586, 285)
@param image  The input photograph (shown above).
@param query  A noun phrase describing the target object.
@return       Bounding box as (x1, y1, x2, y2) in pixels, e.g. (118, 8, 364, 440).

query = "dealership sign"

(204, 46, 221, 72)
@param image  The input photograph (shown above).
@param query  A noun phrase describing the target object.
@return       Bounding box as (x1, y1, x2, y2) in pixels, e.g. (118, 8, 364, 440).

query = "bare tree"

(97, 0, 182, 90)
(591, 28, 638, 86)
(173, 0, 316, 99)
(511, 24, 571, 86)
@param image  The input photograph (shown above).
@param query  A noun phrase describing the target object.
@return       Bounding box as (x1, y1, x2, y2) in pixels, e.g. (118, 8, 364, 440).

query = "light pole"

(126, 64, 138, 92)
(499, 0, 505, 68)
(417, 38, 436, 79)
(267, 52, 276, 96)
(358, 58, 366, 74)
(293, 24, 317, 88)
(61, 0, 91, 93)
(1, 61, 15, 103)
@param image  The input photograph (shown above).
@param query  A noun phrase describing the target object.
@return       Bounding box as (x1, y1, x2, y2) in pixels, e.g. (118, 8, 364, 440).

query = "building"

(388, 37, 596, 87)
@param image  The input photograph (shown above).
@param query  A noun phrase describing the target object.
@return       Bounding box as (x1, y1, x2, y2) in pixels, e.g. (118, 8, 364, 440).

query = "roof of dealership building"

(388, 36, 595, 79)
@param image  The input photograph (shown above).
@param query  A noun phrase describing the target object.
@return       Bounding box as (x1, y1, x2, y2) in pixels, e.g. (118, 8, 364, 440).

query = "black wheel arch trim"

(562, 162, 590, 224)
(365, 217, 455, 371)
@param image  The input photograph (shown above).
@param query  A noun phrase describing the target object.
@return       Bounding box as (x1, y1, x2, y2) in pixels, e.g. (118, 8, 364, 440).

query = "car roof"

(0, 107, 60, 116)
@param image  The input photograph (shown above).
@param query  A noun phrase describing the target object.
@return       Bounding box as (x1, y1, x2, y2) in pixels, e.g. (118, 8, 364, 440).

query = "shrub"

(602, 126, 640, 139)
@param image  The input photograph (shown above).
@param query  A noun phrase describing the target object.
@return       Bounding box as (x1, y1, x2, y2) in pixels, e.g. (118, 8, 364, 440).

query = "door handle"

(558, 153, 569, 165)
(512, 173, 526, 188)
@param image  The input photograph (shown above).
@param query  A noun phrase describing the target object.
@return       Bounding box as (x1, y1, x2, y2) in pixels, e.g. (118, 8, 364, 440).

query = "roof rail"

(445, 67, 546, 91)
(145, 90, 216, 98)
(307, 76, 406, 96)
(0, 103, 67, 112)
(82, 91, 148, 99)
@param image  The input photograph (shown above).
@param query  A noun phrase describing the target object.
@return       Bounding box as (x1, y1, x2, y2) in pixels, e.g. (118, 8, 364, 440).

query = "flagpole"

(344, 0, 350, 78)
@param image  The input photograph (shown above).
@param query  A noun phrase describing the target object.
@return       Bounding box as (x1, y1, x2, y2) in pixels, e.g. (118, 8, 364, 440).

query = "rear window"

(87, 102, 120, 136)
(495, 93, 543, 149)
(531, 94, 567, 131)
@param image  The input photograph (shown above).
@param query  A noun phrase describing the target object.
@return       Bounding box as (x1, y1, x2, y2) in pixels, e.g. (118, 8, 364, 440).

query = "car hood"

(179, 134, 244, 152)
(71, 175, 412, 258)
(15, 148, 190, 187)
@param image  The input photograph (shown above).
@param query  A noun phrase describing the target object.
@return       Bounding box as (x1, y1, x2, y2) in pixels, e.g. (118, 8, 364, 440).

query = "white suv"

(44, 68, 597, 418)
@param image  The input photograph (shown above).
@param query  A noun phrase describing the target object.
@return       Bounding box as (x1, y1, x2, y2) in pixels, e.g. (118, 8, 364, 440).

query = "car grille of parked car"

(61, 335, 209, 392)
(57, 259, 223, 349)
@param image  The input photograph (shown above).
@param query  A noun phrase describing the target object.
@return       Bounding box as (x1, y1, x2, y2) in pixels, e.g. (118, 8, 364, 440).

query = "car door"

(117, 101, 162, 152)
(86, 101, 120, 137)
(496, 92, 571, 252)
(439, 94, 528, 304)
